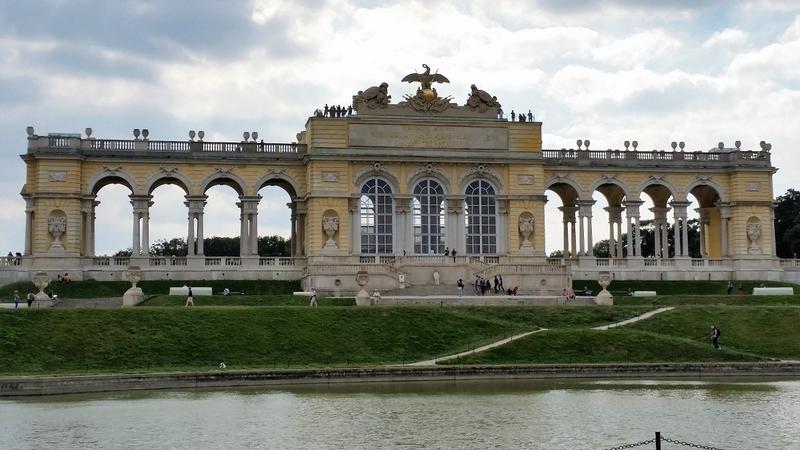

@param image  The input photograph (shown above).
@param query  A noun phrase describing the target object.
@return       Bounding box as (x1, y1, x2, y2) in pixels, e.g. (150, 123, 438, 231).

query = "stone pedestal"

(355, 270, 370, 306)
(31, 272, 55, 308)
(594, 271, 614, 305)
(122, 287, 145, 306)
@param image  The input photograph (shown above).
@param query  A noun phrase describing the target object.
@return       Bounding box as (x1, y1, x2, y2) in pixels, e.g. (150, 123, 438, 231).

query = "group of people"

(56, 272, 71, 283)
(725, 280, 745, 295)
(509, 110, 534, 123)
(443, 247, 457, 262)
(11, 290, 35, 309)
(473, 274, 514, 295)
(314, 104, 353, 118)
(5, 251, 21, 266)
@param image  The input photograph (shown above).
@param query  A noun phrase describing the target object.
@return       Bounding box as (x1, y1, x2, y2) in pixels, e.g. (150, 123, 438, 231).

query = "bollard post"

(655, 432, 661, 450)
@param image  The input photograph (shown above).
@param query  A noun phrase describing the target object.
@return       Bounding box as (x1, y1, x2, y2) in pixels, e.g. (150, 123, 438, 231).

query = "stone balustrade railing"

(29, 135, 305, 155)
(541, 148, 770, 166)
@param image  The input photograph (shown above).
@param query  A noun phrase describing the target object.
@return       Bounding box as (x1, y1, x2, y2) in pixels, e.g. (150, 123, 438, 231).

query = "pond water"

(1, 378, 798, 449)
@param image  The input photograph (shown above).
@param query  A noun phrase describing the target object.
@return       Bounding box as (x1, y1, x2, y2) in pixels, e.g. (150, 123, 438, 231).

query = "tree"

(548, 250, 564, 258)
(150, 238, 187, 256)
(775, 188, 800, 258)
(592, 239, 610, 258)
(258, 235, 291, 256)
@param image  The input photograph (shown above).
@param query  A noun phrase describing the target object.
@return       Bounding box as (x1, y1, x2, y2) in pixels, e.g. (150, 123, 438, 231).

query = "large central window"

(413, 179, 446, 254)
(360, 178, 393, 254)
(465, 179, 497, 254)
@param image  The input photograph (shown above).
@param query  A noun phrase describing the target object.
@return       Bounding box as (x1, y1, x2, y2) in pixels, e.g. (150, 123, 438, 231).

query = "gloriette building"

(4, 66, 794, 293)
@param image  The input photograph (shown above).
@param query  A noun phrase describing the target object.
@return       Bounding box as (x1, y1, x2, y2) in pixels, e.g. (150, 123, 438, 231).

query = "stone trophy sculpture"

(47, 217, 66, 252)
(352, 82, 391, 110)
(746, 222, 762, 255)
(122, 266, 145, 306)
(518, 216, 535, 253)
(322, 216, 340, 250)
(466, 84, 501, 113)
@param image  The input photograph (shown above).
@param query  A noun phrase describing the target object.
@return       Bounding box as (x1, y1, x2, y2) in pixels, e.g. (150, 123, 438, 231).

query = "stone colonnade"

(78, 193, 306, 257)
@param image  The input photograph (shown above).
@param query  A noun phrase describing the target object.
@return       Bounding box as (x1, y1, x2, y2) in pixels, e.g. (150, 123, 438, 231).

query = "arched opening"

(202, 179, 245, 257)
(360, 177, 393, 254)
(256, 185, 293, 257)
(543, 182, 579, 258)
(412, 179, 446, 255)
(93, 181, 133, 256)
(148, 182, 189, 256)
(589, 183, 626, 258)
(641, 184, 676, 258)
(688, 184, 723, 258)
(464, 179, 497, 255)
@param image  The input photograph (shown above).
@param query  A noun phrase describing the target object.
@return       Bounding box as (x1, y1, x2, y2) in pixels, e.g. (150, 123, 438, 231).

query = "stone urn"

(518, 216, 534, 253)
(322, 215, 339, 249)
(122, 265, 145, 306)
(595, 271, 614, 305)
(355, 270, 370, 306)
(32, 272, 55, 307)
(47, 217, 66, 253)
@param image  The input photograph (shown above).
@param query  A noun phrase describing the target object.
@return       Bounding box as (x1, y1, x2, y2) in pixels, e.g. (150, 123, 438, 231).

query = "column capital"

(623, 200, 644, 217)
(649, 206, 670, 221)
(236, 195, 261, 213)
(604, 205, 624, 222)
(184, 194, 208, 213)
(669, 200, 691, 218)
(558, 205, 578, 222)
(129, 194, 154, 212)
(716, 202, 732, 219)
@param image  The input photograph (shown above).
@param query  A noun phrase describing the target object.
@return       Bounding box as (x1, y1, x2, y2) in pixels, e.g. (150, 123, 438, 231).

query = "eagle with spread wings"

(401, 64, 450, 90)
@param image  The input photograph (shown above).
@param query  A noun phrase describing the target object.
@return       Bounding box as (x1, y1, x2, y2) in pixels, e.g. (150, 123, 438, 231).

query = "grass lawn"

(141, 295, 355, 307)
(574, 279, 799, 296)
(445, 328, 761, 365)
(614, 295, 800, 306)
(627, 306, 800, 360)
(0, 279, 300, 299)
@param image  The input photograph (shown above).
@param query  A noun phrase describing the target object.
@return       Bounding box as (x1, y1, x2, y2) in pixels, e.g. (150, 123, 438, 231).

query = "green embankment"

(142, 295, 355, 307)
(614, 295, 800, 306)
(573, 280, 799, 296)
(0, 306, 650, 376)
(444, 306, 800, 365)
(0, 279, 301, 299)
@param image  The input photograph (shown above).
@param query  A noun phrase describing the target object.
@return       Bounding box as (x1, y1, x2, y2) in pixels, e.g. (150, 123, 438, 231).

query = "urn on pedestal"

(122, 265, 145, 306)
(595, 271, 614, 305)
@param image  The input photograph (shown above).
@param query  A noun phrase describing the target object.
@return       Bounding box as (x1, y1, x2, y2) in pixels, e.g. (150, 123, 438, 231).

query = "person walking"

(12, 290, 20, 309)
(474, 276, 481, 295)
(26, 292, 34, 308)
(493, 275, 500, 293)
(457, 279, 464, 297)
(309, 288, 318, 307)
(710, 325, 721, 350)
(185, 286, 194, 307)
(498, 274, 504, 292)
(726, 280, 733, 295)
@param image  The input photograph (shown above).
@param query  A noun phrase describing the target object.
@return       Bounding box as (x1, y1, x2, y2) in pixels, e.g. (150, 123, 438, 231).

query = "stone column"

(579, 200, 595, 256)
(651, 207, 668, 258)
(129, 195, 153, 256)
(559, 205, 577, 258)
(497, 198, 509, 255)
(697, 207, 710, 258)
(448, 195, 466, 255)
(90, 200, 99, 256)
(237, 196, 261, 256)
(395, 195, 412, 255)
(289, 202, 297, 257)
(670, 201, 691, 258)
(184, 195, 207, 256)
(624, 200, 643, 257)
(348, 197, 359, 254)
(718, 203, 732, 257)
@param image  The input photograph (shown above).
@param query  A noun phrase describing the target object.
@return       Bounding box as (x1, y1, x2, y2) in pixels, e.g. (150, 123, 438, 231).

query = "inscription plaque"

(349, 124, 508, 150)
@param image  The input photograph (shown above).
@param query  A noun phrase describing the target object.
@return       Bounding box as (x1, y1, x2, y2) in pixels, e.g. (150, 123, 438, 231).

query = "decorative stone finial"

(189, 130, 196, 141)
(198, 130, 205, 141)
(671, 141, 677, 150)
(252, 131, 258, 141)
(142, 129, 149, 140)
(718, 142, 724, 151)
(26, 126, 35, 137)
(85, 128, 93, 138)
(133, 129, 141, 140)
(679, 141, 685, 151)
(576, 139, 583, 150)
(624, 140, 630, 150)
(243, 131, 250, 142)
(632, 141, 638, 150)
(584, 139, 590, 149)
(735, 140, 741, 149)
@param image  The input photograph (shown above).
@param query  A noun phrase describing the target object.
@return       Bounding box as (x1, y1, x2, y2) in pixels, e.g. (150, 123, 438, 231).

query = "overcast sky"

(1, 0, 799, 255)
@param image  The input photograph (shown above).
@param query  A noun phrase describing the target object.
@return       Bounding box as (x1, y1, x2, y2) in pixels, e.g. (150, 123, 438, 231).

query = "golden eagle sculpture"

(401, 64, 450, 91)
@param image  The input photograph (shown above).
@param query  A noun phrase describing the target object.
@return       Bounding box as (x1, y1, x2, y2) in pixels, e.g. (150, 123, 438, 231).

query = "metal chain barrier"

(600, 438, 656, 450)
(662, 436, 726, 450)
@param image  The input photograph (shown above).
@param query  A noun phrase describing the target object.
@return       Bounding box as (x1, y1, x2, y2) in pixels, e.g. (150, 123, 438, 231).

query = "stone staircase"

(383, 285, 463, 296)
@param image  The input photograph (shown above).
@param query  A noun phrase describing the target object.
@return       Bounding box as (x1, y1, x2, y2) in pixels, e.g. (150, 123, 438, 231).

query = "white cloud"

(702, 28, 749, 49)
(593, 30, 682, 67)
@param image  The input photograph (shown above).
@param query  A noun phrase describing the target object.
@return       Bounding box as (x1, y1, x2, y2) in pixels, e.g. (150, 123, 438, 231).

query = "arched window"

(360, 178, 393, 254)
(412, 179, 446, 254)
(465, 179, 497, 254)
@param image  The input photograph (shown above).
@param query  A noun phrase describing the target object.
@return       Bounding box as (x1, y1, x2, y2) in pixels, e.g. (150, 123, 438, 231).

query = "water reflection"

(1, 378, 798, 449)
